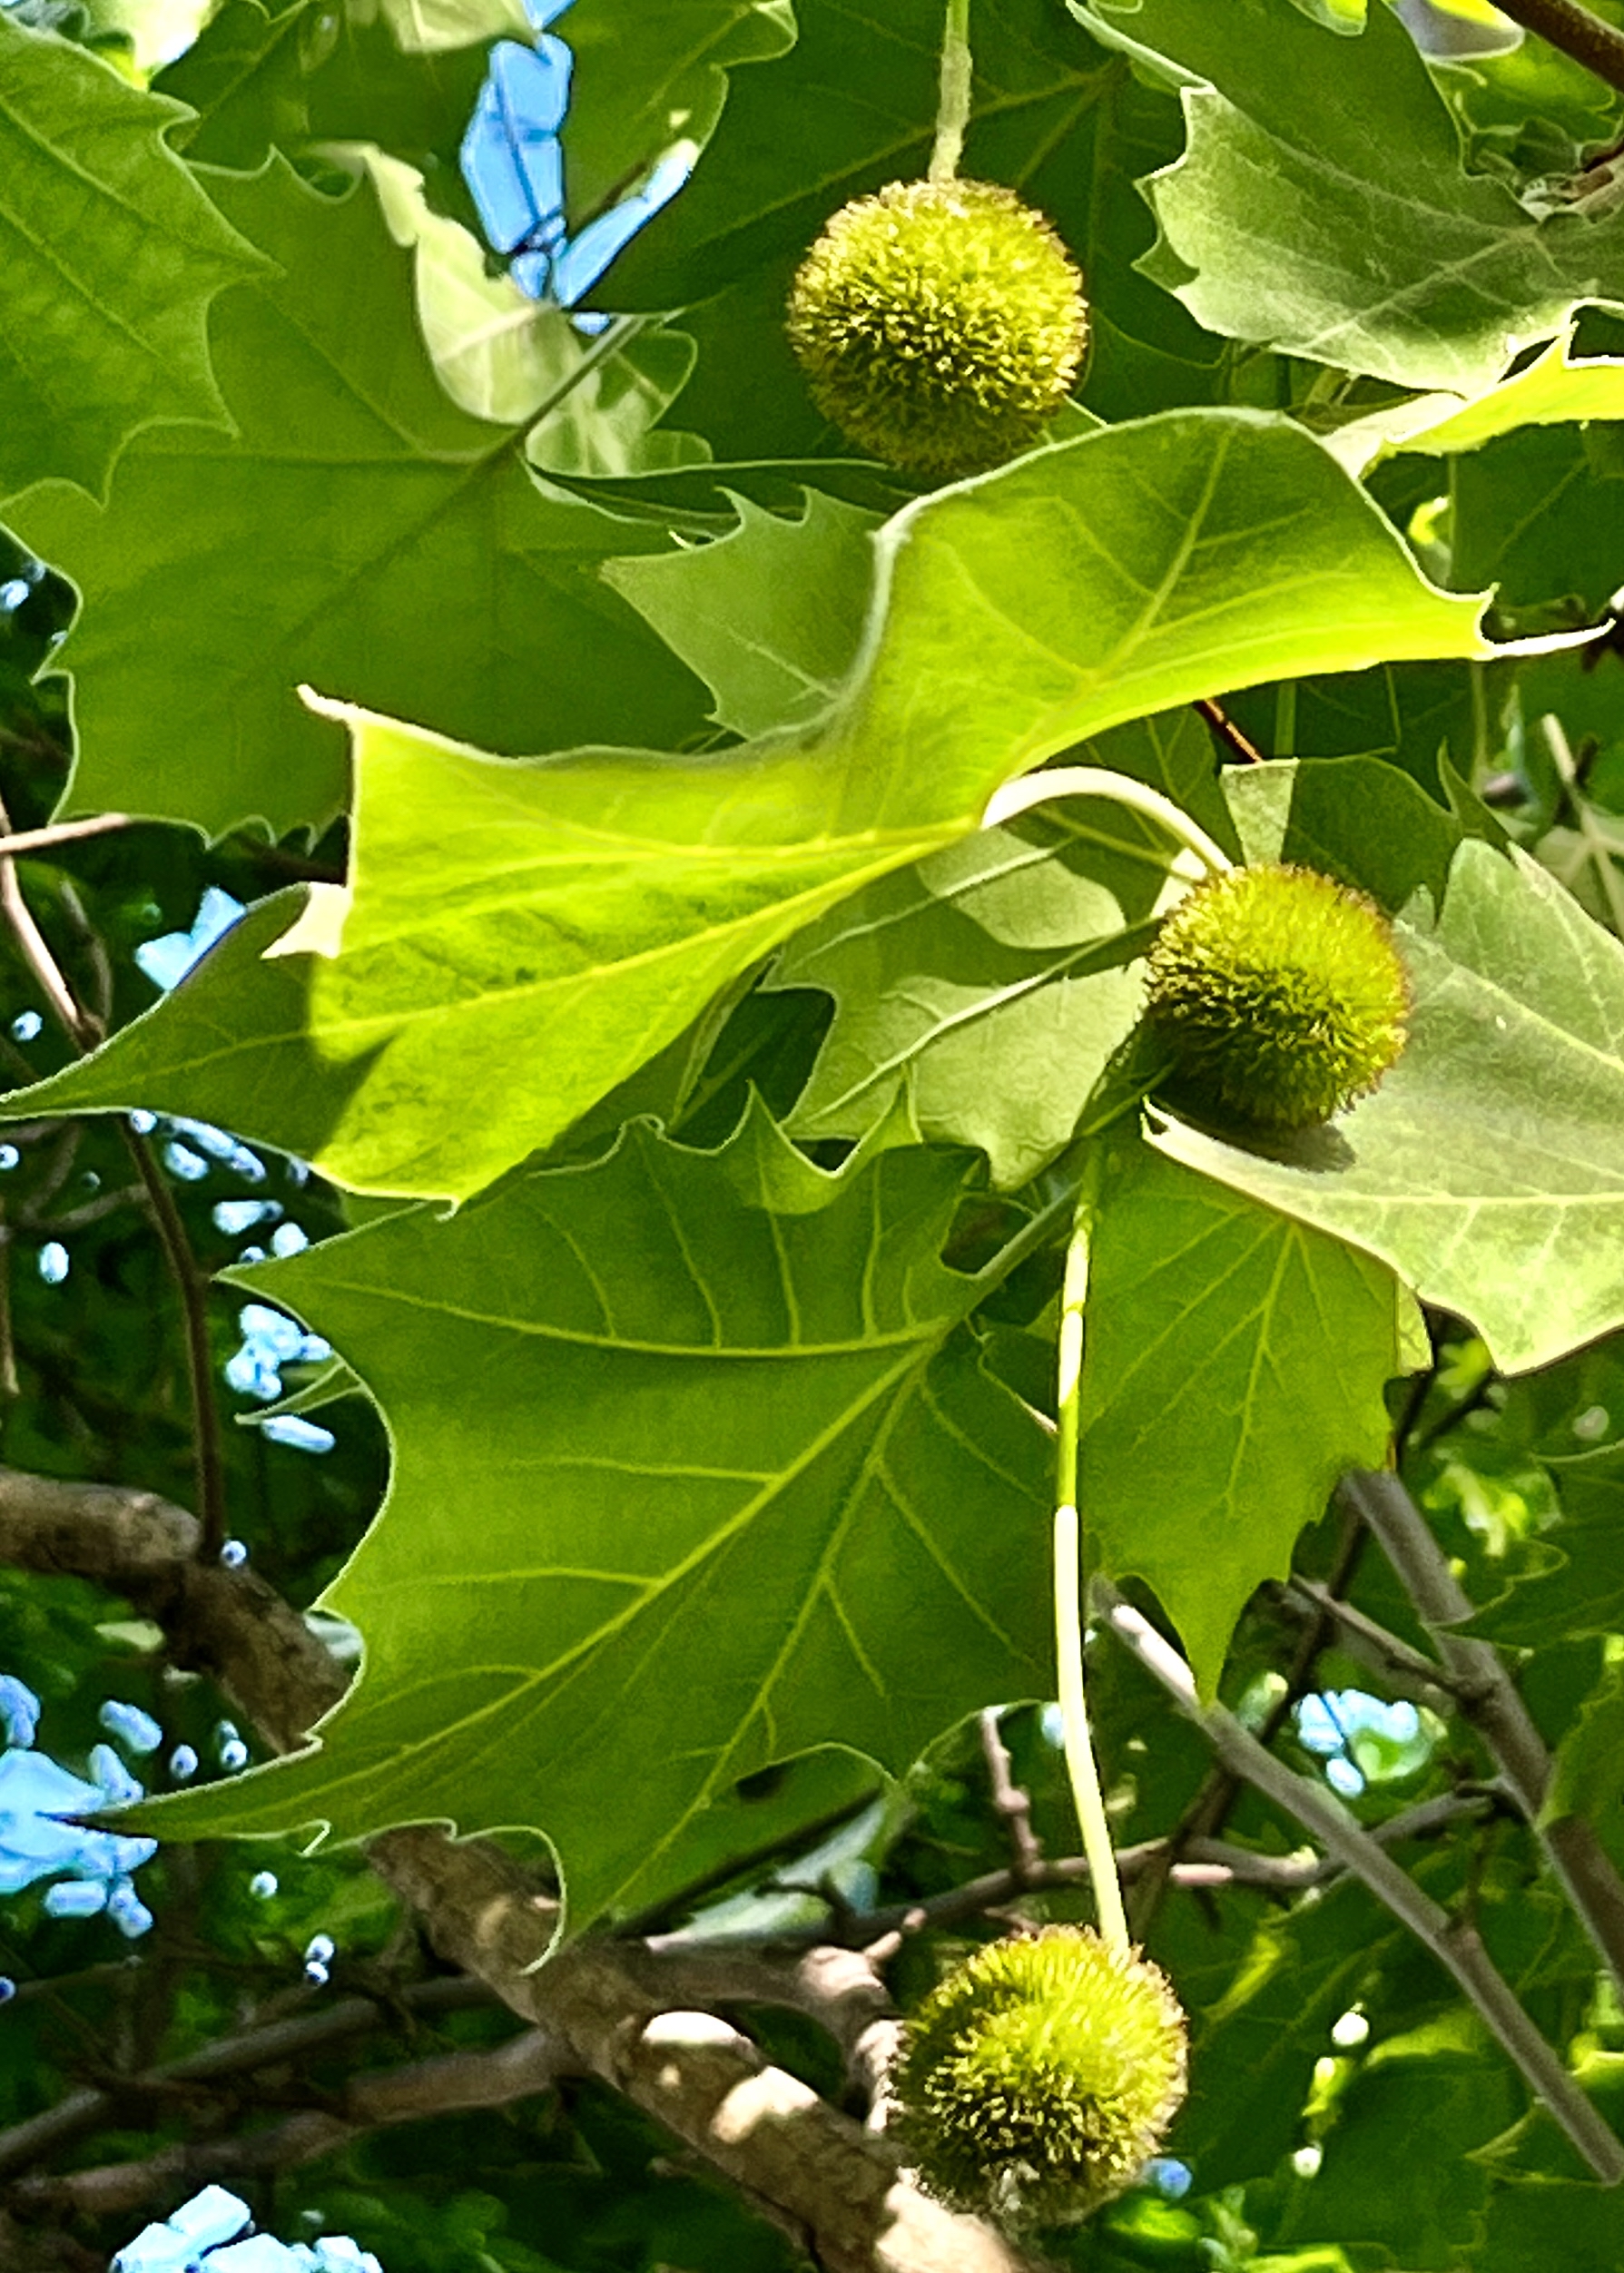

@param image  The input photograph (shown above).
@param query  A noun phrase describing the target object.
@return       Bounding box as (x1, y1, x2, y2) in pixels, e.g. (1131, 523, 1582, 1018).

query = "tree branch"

(10, 2029, 577, 2219)
(1097, 1579, 1624, 2185)
(1341, 1468, 1624, 2010)
(0, 1471, 1048, 2273)
(1487, 0, 1624, 95)
(0, 1977, 495, 2179)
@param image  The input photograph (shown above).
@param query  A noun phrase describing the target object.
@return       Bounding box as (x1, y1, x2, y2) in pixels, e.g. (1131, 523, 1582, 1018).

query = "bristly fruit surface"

(1143, 861, 1411, 1131)
(891, 1926, 1188, 2231)
(784, 178, 1088, 478)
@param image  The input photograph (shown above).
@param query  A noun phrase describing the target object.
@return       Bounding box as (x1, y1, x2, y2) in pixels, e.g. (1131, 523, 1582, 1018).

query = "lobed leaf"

(3, 413, 1493, 1196)
(0, 12, 268, 503)
(1079, 0, 1624, 391)
(128, 1109, 1052, 1930)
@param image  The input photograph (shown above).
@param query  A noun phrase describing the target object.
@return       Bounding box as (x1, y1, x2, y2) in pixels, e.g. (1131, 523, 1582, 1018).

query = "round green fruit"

(1144, 861, 1410, 1131)
(891, 1926, 1188, 2231)
(784, 177, 1088, 478)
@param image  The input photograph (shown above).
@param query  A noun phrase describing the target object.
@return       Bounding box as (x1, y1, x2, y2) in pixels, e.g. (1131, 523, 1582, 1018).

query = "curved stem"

(929, 0, 973, 182)
(982, 766, 1233, 879)
(1053, 1186, 1130, 1957)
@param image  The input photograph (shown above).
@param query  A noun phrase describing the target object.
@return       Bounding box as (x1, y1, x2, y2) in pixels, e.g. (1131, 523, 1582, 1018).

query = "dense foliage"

(5, 0, 1624, 2266)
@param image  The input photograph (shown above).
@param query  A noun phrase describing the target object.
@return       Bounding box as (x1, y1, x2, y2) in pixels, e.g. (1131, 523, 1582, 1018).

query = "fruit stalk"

(930, 0, 974, 182)
(1054, 1176, 1130, 1959)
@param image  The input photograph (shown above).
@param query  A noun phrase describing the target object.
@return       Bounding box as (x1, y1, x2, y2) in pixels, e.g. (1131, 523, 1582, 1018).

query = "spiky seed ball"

(1144, 862, 1410, 1132)
(891, 1927, 1188, 2231)
(785, 178, 1088, 478)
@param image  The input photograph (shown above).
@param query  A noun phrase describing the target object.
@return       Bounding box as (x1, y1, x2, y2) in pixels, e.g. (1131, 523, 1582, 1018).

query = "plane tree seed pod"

(1144, 861, 1411, 1131)
(891, 1926, 1189, 2231)
(785, 177, 1088, 478)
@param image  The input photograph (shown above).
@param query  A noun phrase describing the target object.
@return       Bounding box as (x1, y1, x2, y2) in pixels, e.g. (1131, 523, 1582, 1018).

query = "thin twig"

(9, 2028, 576, 2217)
(1284, 1577, 1460, 1698)
(0, 1977, 494, 2179)
(979, 1707, 1044, 1885)
(1342, 1469, 1624, 2010)
(1541, 713, 1624, 938)
(1132, 1501, 1367, 1935)
(0, 795, 98, 1049)
(0, 814, 131, 862)
(1195, 696, 1266, 765)
(0, 1216, 15, 1401)
(120, 1126, 227, 1559)
(1489, 0, 1624, 94)
(1097, 1579, 1624, 2184)
(0, 806, 224, 1550)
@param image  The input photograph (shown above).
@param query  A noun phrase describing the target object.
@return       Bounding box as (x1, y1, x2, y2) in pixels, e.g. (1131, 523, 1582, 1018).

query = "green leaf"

(5, 160, 707, 838)
(1334, 322, 1624, 475)
(1079, 0, 1624, 391)
(1164, 1880, 1398, 2191)
(153, 0, 492, 178)
(559, 0, 795, 227)
(1545, 1657, 1624, 1845)
(128, 1109, 1053, 1930)
(0, 12, 268, 503)
(376, 0, 527, 52)
(358, 146, 707, 458)
(4, 413, 1498, 1196)
(1269, 2028, 1519, 2267)
(771, 713, 1231, 1187)
(1449, 425, 1624, 622)
(604, 488, 880, 737)
(1155, 793, 1624, 1373)
(1224, 660, 1481, 802)
(1080, 1140, 1405, 1692)
(1472, 2177, 1624, 2271)
(1473, 1444, 1624, 1650)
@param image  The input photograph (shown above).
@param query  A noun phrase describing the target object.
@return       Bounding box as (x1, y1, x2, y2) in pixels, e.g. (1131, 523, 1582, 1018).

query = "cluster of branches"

(3, 1451, 1623, 2270)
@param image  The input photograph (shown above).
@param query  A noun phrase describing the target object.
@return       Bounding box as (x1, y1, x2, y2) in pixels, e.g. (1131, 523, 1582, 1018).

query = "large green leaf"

(129, 1109, 1053, 1930)
(2, 413, 1496, 1196)
(1080, 1140, 1405, 1694)
(1079, 0, 1624, 391)
(0, 13, 268, 503)
(770, 712, 1233, 1187)
(5, 161, 708, 838)
(1155, 805, 1624, 1373)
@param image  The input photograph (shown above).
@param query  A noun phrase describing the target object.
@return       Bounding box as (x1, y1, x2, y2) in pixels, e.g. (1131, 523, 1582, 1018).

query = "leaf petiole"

(1053, 1175, 1130, 1957)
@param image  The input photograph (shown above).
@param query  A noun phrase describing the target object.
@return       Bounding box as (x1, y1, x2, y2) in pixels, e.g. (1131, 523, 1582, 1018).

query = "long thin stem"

(1097, 1580, 1624, 2184)
(981, 766, 1233, 877)
(929, 0, 973, 182)
(1053, 1186, 1130, 1956)
(1489, 0, 1624, 95)
(120, 1125, 228, 1560)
